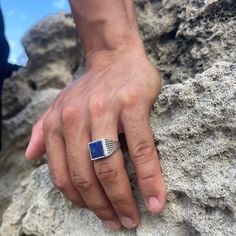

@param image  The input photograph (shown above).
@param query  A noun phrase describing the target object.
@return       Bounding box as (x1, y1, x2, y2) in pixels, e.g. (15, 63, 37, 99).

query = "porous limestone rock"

(2, 72, 33, 119)
(2, 89, 60, 148)
(1, 62, 235, 236)
(23, 13, 81, 89)
(0, 89, 59, 223)
(136, 0, 236, 83)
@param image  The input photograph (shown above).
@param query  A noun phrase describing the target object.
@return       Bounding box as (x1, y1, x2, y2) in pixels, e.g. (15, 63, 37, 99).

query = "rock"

(149, 61, 236, 235)
(0, 150, 35, 225)
(2, 72, 33, 119)
(23, 13, 81, 89)
(0, 89, 59, 223)
(136, 0, 236, 83)
(1, 62, 235, 236)
(0, 165, 134, 236)
(2, 13, 82, 118)
(2, 88, 60, 149)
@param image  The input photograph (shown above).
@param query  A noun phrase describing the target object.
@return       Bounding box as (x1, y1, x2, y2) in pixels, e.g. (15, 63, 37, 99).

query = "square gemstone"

(89, 140, 104, 160)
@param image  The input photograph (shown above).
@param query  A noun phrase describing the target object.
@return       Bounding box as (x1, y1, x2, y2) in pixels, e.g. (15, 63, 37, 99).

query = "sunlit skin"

(25, 0, 167, 230)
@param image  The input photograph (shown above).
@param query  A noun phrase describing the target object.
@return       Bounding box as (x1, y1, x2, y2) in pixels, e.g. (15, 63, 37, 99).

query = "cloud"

(52, 0, 67, 9)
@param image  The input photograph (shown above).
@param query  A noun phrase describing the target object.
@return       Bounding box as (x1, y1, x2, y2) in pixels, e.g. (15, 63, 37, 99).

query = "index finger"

(25, 109, 50, 160)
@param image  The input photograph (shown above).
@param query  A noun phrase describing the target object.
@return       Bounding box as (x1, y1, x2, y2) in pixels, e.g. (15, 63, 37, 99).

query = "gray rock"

(2, 13, 81, 119)
(2, 71, 33, 119)
(0, 165, 134, 236)
(136, 0, 236, 83)
(2, 88, 60, 149)
(23, 13, 81, 89)
(149, 61, 236, 235)
(1, 62, 235, 236)
(0, 89, 59, 223)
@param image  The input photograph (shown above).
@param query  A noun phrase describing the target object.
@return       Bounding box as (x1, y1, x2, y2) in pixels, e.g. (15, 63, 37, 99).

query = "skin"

(25, 0, 167, 230)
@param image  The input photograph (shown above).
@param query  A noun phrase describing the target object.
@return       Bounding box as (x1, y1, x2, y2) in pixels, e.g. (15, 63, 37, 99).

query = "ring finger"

(90, 111, 140, 229)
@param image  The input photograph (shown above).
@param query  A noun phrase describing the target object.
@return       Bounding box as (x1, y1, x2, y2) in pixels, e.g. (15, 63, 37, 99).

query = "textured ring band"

(88, 139, 120, 161)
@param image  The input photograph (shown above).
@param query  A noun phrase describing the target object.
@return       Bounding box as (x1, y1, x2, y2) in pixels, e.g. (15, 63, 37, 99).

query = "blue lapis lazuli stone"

(89, 141, 104, 160)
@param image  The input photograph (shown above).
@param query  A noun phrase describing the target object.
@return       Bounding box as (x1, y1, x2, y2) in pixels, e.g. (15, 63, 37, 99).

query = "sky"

(1, 0, 71, 65)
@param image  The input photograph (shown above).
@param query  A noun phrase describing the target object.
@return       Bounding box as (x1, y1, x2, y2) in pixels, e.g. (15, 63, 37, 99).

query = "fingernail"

(147, 197, 160, 213)
(120, 216, 136, 229)
(103, 220, 121, 230)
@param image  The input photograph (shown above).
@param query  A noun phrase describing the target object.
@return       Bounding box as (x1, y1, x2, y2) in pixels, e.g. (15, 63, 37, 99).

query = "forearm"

(69, 0, 145, 66)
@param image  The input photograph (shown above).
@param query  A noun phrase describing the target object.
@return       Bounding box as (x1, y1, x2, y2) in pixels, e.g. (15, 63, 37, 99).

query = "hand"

(26, 50, 166, 230)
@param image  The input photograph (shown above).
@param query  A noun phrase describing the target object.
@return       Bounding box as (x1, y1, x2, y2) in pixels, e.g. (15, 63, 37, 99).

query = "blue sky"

(1, 0, 71, 65)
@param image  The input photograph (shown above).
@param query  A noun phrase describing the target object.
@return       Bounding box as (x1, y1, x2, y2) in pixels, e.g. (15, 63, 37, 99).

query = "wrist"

(69, 0, 146, 68)
(85, 34, 146, 70)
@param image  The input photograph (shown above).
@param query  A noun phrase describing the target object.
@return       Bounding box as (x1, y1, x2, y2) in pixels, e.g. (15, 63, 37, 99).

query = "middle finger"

(90, 110, 140, 229)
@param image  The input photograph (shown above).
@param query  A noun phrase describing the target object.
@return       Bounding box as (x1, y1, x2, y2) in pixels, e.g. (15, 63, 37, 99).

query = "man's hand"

(26, 0, 166, 230)
(26, 51, 166, 229)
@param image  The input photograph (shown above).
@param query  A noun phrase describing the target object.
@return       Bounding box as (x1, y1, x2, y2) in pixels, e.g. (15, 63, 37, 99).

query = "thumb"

(25, 114, 47, 160)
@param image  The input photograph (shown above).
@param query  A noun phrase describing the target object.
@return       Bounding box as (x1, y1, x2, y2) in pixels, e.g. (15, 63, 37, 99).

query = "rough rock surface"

(1, 62, 235, 236)
(3, 89, 60, 148)
(0, 0, 236, 235)
(136, 0, 236, 83)
(22, 13, 82, 89)
(0, 89, 59, 221)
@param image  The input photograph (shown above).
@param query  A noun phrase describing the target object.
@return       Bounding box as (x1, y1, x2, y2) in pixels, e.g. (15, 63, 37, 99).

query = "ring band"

(88, 139, 120, 160)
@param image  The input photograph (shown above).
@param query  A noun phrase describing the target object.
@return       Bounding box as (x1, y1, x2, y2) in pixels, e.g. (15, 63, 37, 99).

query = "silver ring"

(88, 139, 120, 161)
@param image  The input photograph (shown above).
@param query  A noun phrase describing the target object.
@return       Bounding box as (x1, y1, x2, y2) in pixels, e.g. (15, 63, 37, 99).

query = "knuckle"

(71, 173, 93, 192)
(89, 95, 109, 115)
(67, 196, 86, 208)
(131, 142, 154, 164)
(43, 118, 60, 137)
(95, 162, 118, 183)
(111, 195, 130, 209)
(90, 205, 111, 219)
(62, 105, 79, 126)
(138, 172, 156, 186)
(51, 175, 67, 191)
(43, 114, 53, 132)
(121, 87, 140, 108)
